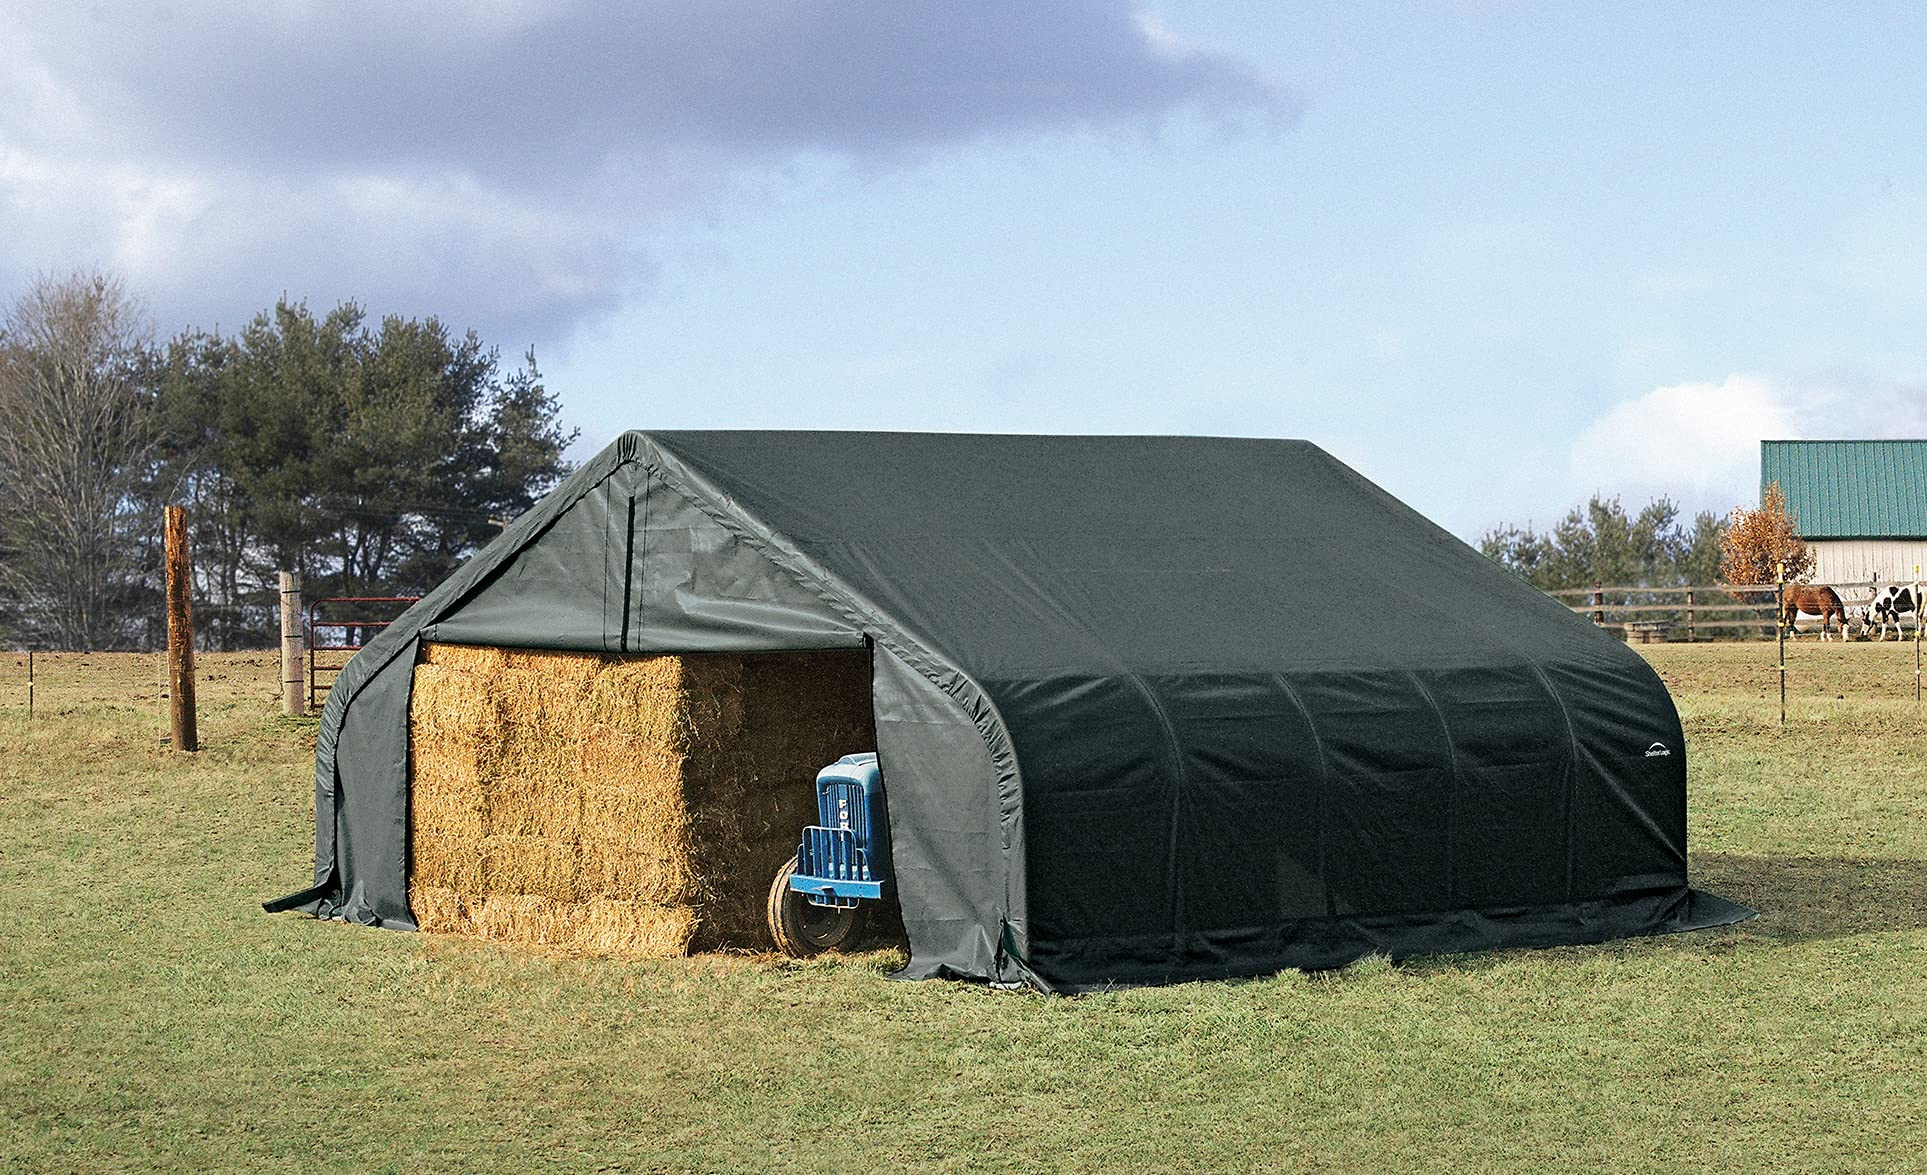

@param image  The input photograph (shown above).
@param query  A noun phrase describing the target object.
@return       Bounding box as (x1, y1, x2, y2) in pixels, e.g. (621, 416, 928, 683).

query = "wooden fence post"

(1685, 588, 1695, 643)
(279, 571, 306, 717)
(1776, 563, 1786, 727)
(1591, 582, 1604, 626)
(164, 505, 198, 752)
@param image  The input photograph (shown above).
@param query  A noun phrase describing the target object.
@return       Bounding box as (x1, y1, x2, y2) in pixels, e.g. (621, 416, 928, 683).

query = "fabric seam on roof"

(1270, 673, 1337, 919)
(1406, 672, 1461, 905)
(1526, 663, 1584, 902)
(1119, 670, 1191, 973)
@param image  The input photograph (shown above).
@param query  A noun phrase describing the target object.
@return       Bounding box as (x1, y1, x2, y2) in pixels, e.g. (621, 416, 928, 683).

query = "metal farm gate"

(307, 596, 419, 710)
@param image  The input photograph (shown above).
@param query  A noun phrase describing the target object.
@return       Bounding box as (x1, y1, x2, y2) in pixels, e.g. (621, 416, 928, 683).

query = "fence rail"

(1544, 581, 1896, 641)
(1541, 582, 1875, 598)
(306, 596, 420, 709)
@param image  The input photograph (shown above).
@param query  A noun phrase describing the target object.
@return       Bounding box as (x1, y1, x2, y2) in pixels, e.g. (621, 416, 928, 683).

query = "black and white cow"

(1868, 581, 1922, 640)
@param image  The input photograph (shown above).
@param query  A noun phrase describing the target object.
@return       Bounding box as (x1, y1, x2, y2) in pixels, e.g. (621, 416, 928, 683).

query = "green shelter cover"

(275, 431, 1749, 990)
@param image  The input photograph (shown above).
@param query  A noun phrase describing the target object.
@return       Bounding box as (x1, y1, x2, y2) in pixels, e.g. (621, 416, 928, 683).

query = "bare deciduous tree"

(1720, 480, 1814, 592)
(0, 272, 158, 649)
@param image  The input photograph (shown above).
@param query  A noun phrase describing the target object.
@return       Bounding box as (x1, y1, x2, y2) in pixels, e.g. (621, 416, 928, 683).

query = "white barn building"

(1762, 439, 1927, 586)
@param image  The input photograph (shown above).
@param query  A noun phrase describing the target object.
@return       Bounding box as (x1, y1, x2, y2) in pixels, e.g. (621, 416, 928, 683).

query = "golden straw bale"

(412, 829, 488, 892)
(408, 644, 877, 956)
(467, 894, 570, 947)
(410, 732, 498, 787)
(577, 834, 694, 905)
(409, 760, 488, 841)
(595, 655, 686, 694)
(576, 743, 685, 832)
(463, 894, 698, 957)
(410, 664, 503, 739)
(583, 670, 688, 750)
(490, 666, 578, 732)
(409, 662, 501, 843)
(412, 699, 504, 748)
(408, 887, 695, 957)
(567, 898, 699, 957)
(485, 766, 584, 839)
(648, 655, 739, 752)
(501, 647, 611, 682)
(481, 833, 582, 902)
(407, 884, 472, 934)
(420, 643, 508, 674)
(484, 668, 592, 837)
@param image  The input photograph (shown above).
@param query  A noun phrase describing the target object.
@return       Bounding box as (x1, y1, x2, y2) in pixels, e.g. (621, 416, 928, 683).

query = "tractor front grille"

(800, 825, 871, 882)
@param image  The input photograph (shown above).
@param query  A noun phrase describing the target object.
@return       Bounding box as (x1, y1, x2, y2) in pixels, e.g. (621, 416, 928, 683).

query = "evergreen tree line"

(1479, 495, 1729, 592)
(1479, 492, 1828, 639)
(0, 271, 575, 651)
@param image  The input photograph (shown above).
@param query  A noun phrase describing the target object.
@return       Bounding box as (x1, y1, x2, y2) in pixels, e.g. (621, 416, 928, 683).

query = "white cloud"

(1567, 372, 1927, 516)
(0, 1, 1289, 342)
(1567, 375, 1796, 514)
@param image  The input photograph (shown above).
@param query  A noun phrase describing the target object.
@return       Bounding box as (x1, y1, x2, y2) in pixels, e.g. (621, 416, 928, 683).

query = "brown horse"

(1781, 584, 1847, 641)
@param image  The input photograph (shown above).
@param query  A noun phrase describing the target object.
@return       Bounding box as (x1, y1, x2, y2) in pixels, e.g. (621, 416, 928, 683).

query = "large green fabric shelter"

(273, 431, 1749, 990)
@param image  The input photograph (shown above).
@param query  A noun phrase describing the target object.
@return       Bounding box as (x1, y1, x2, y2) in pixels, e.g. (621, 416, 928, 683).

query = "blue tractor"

(766, 753, 892, 957)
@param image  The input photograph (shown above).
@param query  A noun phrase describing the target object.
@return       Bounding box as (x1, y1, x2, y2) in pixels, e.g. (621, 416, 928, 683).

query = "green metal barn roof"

(1760, 440, 1927, 538)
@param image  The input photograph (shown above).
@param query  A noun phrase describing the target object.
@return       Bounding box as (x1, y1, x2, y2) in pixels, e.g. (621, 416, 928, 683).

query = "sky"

(4, 1, 1925, 539)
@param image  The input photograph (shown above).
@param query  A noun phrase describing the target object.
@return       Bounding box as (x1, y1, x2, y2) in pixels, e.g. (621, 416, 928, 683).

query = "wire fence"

(3, 592, 417, 717)
(1544, 580, 1918, 642)
(5, 647, 178, 741)
(5, 583, 1921, 733)
(1, 649, 303, 752)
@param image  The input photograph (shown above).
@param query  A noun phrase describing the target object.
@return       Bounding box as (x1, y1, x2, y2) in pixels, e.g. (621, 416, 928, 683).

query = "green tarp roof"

(1762, 439, 1927, 538)
(280, 431, 1751, 989)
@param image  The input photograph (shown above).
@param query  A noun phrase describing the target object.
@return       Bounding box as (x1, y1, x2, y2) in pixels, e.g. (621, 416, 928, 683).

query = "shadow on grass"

(1692, 852, 1927, 944)
(1391, 853, 1927, 978)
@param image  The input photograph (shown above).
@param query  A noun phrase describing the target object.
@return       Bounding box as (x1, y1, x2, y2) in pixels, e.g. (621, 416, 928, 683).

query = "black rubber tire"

(767, 855, 868, 958)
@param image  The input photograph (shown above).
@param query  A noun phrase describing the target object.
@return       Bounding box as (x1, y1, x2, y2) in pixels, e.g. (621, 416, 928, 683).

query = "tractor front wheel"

(767, 855, 868, 958)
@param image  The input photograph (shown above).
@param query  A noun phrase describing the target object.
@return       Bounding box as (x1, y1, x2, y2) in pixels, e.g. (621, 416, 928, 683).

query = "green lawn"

(2, 645, 1924, 1171)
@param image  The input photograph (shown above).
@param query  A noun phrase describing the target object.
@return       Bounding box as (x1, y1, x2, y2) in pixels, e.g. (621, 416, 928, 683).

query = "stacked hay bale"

(408, 643, 875, 956)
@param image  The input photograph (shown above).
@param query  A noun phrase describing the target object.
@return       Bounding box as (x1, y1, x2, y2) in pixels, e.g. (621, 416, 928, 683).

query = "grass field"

(3, 644, 1924, 1171)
